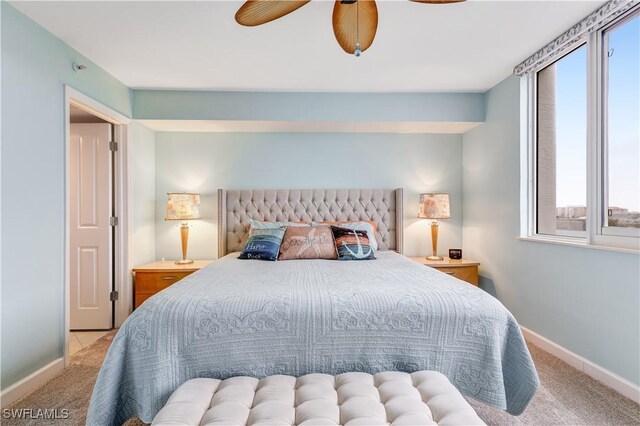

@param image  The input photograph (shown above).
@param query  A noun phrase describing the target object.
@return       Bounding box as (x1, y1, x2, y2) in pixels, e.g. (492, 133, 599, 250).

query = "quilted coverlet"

(87, 252, 538, 425)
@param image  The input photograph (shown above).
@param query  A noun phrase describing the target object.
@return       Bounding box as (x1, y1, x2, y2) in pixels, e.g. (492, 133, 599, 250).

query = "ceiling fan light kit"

(235, 0, 465, 57)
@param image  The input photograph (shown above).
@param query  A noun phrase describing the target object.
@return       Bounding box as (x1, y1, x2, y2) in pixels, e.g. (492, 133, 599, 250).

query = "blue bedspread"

(87, 252, 538, 425)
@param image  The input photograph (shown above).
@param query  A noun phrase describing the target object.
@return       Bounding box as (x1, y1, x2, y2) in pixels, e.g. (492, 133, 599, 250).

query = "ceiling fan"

(235, 0, 465, 57)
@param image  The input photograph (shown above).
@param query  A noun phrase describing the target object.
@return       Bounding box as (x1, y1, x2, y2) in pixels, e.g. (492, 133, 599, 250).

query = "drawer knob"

(444, 271, 455, 275)
(161, 276, 179, 280)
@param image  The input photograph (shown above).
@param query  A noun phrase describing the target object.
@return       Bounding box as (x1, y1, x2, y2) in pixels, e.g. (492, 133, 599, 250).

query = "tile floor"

(69, 330, 112, 356)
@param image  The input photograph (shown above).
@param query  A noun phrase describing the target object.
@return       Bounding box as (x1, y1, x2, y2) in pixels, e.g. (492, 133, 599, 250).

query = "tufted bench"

(152, 371, 485, 425)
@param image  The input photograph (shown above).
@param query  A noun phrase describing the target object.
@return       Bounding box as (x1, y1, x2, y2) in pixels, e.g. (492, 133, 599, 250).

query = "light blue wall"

(1, 3, 131, 389)
(133, 90, 485, 123)
(154, 132, 464, 261)
(131, 123, 156, 267)
(462, 76, 640, 385)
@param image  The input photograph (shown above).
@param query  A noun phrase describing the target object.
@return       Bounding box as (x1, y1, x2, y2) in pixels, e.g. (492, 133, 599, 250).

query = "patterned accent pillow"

(279, 226, 337, 260)
(249, 219, 310, 229)
(331, 226, 376, 261)
(239, 227, 286, 261)
(320, 221, 378, 251)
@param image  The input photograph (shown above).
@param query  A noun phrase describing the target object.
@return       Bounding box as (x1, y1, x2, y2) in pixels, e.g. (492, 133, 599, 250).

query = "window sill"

(517, 236, 640, 255)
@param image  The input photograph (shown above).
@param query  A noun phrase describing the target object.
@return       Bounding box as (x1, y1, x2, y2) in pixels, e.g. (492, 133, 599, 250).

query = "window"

(523, 6, 640, 251)
(536, 46, 587, 237)
(602, 14, 640, 236)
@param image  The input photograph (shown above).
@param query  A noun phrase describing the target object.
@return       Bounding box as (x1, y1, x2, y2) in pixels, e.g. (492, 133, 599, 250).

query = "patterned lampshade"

(417, 193, 451, 219)
(165, 193, 201, 220)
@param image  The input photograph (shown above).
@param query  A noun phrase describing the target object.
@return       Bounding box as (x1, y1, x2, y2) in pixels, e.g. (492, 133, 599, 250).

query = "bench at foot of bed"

(152, 370, 485, 426)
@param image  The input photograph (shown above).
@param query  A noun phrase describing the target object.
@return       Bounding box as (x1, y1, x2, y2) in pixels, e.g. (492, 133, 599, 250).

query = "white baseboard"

(0, 358, 64, 408)
(521, 326, 640, 404)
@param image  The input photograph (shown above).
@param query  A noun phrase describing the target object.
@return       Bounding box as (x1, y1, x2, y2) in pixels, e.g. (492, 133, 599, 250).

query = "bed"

(87, 188, 538, 425)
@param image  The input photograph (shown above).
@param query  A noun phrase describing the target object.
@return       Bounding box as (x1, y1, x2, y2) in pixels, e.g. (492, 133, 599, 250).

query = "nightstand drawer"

(132, 260, 213, 309)
(135, 271, 192, 294)
(436, 266, 478, 286)
(409, 257, 480, 286)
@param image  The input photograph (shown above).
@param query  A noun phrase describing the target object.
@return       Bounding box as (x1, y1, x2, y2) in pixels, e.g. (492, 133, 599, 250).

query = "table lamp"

(165, 192, 201, 264)
(418, 193, 450, 260)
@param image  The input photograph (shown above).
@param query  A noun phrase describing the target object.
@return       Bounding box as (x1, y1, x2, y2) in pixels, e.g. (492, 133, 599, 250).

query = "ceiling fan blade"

(235, 0, 311, 27)
(409, 0, 465, 4)
(332, 0, 378, 54)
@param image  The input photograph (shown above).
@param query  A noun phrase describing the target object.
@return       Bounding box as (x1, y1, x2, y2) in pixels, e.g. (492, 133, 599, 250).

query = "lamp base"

(426, 255, 444, 261)
(176, 222, 193, 265)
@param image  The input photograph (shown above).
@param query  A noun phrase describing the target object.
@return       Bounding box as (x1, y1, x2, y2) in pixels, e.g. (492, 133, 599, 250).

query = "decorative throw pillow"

(238, 227, 286, 261)
(249, 219, 310, 229)
(321, 220, 378, 251)
(279, 226, 337, 260)
(331, 226, 376, 260)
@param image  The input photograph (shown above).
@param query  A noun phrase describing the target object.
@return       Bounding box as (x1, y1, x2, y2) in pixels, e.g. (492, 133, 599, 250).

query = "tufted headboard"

(217, 188, 403, 257)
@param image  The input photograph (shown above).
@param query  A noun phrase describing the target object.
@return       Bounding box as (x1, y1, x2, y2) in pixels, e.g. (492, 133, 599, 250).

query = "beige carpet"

(4, 331, 639, 425)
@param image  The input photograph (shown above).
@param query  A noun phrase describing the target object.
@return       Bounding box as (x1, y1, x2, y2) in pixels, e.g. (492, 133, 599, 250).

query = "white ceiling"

(12, 0, 604, 92)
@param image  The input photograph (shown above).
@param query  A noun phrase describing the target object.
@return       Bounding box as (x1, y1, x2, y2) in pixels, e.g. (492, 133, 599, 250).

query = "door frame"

(64, 86, 132, 367)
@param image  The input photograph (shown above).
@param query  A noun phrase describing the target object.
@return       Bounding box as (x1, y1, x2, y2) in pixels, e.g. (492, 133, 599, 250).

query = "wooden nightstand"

(410, 257, 480, 286)
(132, 260, 213, 309)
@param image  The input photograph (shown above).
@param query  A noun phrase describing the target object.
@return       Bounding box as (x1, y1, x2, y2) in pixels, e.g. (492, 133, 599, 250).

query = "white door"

(70, 123, 113, 330)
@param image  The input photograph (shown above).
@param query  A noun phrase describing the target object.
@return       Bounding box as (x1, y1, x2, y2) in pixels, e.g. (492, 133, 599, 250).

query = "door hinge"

(109, 141, 118, 152)
(110, 291, 119, 301)
(110, 216, 118, 226)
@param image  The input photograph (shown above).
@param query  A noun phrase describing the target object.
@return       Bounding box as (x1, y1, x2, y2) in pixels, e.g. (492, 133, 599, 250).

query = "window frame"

(598, 11, 640, 241)
(521, 5, 640, 252)
(534, 43, 589, 240)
